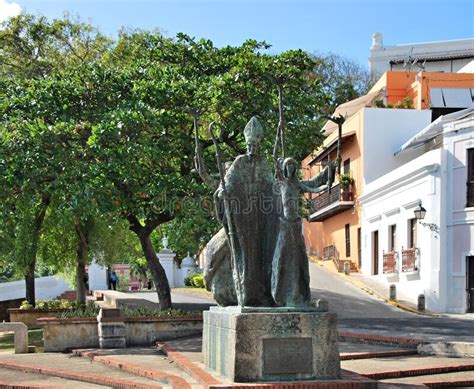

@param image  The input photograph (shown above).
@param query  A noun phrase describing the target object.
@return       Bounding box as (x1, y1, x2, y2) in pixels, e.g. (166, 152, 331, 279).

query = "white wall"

(363, 108, 432, 186)
(0, 276, 72, 302)
(444, 117, 474, 313)
(360, 149, 444, 311)
(368, 35, 474, 77)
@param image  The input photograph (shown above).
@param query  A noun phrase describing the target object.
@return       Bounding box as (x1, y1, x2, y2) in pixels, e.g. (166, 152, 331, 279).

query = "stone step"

(0, 352, 165, 388)
(73, 348, 202, 389)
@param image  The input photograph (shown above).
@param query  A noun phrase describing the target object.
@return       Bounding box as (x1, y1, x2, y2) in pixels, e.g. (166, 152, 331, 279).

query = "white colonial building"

(369, 33, 474, 78)
(359, 108, 474, 313)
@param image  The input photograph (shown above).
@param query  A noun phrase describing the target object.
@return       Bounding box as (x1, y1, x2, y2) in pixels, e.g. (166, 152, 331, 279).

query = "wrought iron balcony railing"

(308, 183, 354, 222)
(401, 247, 418, 272)
(383, 251, 397, 274)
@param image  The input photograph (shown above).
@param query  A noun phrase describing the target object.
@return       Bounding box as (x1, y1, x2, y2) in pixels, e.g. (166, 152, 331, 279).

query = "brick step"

(73, 349, 194, 389)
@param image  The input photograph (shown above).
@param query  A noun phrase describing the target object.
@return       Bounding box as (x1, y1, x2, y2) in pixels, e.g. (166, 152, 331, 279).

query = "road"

(138, 262, 474, 342)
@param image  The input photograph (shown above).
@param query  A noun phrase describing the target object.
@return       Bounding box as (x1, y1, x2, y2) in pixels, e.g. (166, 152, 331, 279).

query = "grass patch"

(0, 328, 43, 353)
(172, 287, 213, 298)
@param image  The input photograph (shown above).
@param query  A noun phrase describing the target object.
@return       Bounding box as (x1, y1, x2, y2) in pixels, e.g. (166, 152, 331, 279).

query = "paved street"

(138, 262, 473, 343)
(309, 262, 474, 342)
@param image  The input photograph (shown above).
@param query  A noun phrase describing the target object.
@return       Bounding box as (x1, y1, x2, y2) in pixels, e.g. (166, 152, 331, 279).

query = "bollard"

(389, 284, 397, 301)
(343, 261, 350, 275)
(418, 294, 425, 312)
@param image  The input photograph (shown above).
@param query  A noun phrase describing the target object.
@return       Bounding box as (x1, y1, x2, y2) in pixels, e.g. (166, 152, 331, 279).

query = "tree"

(0, 13, 110, 304)
(313, 53, 375, 115)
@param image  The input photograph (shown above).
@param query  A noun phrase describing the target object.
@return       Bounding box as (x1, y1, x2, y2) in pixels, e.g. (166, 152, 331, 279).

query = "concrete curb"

(0, 360, 163, 389)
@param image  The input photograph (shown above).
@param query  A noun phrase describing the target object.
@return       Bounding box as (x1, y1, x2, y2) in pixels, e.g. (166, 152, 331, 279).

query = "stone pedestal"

(97, 308, 126, 349)
(203, 306, 341, 382)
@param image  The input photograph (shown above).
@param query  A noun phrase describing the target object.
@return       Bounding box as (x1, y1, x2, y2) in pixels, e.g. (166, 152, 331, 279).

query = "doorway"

(467, 256, 474, 313)
(372, 230, 379, 275)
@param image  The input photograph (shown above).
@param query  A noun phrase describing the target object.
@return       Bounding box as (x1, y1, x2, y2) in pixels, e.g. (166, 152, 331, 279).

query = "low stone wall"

(9, 308, 68, 329)
(125, 316, 203, 346)
(39, 317, 98, 352)
(38, 315, 203, 352)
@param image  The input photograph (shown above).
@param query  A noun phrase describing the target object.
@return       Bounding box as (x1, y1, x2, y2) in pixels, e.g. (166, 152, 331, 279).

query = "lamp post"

(414, 201, 439, 233)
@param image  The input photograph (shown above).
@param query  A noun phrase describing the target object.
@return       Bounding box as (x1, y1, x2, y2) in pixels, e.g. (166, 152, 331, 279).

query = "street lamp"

(413, 201, 439, 233)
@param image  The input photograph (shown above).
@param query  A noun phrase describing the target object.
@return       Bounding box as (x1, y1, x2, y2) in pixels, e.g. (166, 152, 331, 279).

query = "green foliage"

(60, 301, 100, 318)
(339, 173, 354, 188)
(373, 99, 385, 108)
(121, 307, 201, 318)
(403, 96, 413, 109)
(0, 13, 110, 80)
(20, 299, 79, 310)
(313, 52, 375, 115)
(184, 273, 205, 288)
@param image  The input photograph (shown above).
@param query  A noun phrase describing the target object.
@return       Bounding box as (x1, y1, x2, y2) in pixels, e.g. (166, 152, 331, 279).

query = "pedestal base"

(203, 306, 341, 382)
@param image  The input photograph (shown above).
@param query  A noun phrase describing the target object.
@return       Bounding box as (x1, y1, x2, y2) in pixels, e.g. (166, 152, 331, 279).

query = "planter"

(8, 308, 69, 329)
(38, 317, 98, 352)
(341, 187, 352, 201)
(38, 315, 204, 352)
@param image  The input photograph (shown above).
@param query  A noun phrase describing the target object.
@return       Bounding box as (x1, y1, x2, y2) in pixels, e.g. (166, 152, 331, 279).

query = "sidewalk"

(310, 257, 435, 316)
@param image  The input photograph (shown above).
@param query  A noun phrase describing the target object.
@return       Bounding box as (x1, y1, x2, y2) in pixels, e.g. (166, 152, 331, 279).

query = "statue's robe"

(271, 217, 311, 307)
(217, 154, 278, 306)
(202, 227, 237, 306)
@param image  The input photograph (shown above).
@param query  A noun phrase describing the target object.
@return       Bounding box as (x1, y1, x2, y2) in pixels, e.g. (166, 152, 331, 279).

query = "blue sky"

(4, 0, 474, 67)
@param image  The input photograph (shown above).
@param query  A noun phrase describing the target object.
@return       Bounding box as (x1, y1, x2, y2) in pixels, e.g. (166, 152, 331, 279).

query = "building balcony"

(308, 183, 355, 222)
(402, 247, 418, 272)
(383, 251, 397, 274)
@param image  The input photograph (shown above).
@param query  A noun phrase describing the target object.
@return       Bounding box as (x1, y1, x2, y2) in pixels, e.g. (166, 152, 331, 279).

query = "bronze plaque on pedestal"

(262, 337, 313, 374)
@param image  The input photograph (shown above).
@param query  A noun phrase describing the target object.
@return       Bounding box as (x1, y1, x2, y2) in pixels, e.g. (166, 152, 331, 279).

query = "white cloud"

(0, 0, 21, 24)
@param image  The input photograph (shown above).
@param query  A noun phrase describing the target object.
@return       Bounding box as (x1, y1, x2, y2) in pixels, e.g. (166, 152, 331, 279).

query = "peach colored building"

(303, 71, 474, 271)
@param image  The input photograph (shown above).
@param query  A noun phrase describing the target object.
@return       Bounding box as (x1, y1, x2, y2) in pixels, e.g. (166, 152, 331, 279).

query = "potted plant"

(339, 173, 354, 201)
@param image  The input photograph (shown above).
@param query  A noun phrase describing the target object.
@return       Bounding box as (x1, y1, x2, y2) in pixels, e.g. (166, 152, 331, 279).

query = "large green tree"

(0, 14, 110, 305)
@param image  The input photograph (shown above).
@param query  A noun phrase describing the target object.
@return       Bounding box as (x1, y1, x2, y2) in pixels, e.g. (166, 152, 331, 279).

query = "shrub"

(184, 275, 192, 286)
(403, 96, 413, 109)
(121, 307, 201, 318)
(373, 99, 385, 108)
(19, 299, 78, 311)
(60, 301, 100, 318)
(190, 273, 205, 288)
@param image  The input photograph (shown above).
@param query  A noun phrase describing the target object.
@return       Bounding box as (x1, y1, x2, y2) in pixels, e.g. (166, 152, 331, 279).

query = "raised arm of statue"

(299, 181, 328, 194)
(300, 165, 329, 188)
(195, 145, 219, 189)
(194, 117, 219, 189)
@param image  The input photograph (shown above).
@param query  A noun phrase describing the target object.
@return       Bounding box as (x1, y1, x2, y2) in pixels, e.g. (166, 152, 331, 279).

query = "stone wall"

(39, 316, 203, 352)
(125, 316, 203, 346)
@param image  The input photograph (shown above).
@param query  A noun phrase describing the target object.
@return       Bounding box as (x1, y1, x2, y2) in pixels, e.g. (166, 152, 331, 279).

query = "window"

(345, 224, 351, 257)
(468, 149, 474, 207)
(343, 158, 350, 174)
(408, 218, 417, 248)
(389, 224, 397, 252)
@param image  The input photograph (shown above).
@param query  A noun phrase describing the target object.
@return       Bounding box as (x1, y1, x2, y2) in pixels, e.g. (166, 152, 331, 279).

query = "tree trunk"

(25, 264, 35, 306)
(24, 194, 50, 306)
(126, 213, 173, 310)
(75, 220, 90, 305)
(139, 232, 172, 310)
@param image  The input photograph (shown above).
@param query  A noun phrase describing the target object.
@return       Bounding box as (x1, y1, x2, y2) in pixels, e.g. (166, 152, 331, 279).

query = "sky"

(1, 0, 473, 67)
